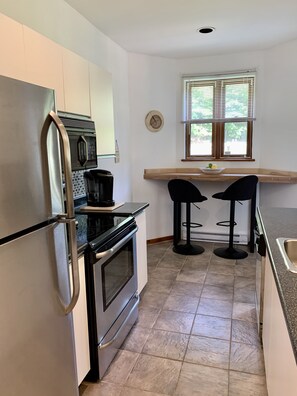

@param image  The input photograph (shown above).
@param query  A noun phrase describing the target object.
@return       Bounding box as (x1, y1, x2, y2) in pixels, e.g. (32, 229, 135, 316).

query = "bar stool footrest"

(214, 246, 248, 260)
(173, 243, 204, 256)
(216, 220, 237, 227)
(181, 222, 202, 228)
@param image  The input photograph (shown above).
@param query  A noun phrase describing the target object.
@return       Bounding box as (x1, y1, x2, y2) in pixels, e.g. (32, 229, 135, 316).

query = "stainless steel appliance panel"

(68, 132, 97, 171)
(0, 75, 79, 395)
(93, 231, 137, 342)
(255, 250, 265, 336)
(255, 215, 266, 339)
(85, 219, 138, 381)
(57, 111, 97, 171)
(98, 293, 138, 379)
(0, 223, 78, 396)
(0, 76, 63, 239)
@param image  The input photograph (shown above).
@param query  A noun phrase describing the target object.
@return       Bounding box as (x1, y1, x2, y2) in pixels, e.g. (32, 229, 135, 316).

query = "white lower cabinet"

(72, 255, 90, 385)
(262, 255, 297, 396)
(135, 210, 148, 294)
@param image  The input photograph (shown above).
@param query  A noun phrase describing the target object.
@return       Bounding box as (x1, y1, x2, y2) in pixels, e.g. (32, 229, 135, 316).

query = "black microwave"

(58, 111, 98, 171)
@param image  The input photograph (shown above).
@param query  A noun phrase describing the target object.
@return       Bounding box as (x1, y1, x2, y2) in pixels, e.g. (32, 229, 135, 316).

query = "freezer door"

(0, 223, 78, 396)
(0, 76, 64, 239)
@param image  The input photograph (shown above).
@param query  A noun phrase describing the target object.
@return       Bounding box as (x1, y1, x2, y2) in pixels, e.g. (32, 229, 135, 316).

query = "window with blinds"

(183, 72, 255, 161)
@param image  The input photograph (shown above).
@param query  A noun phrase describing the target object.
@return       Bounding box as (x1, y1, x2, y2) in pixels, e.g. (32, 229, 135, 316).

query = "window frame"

(183, 73, 255, 161)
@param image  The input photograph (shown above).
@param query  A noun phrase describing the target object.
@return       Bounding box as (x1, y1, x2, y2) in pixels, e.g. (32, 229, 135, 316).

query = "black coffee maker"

(84, 169, 115, 207)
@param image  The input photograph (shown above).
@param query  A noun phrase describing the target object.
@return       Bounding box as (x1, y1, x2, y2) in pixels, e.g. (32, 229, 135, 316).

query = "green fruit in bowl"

(207, 163, 217, 169)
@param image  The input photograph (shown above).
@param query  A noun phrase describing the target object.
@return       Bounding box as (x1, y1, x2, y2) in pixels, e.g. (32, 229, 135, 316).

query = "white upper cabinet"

(23, 26, 65, 110)
(89, 62, 115, 155)
(62, 49, 91, 116)
(0, 12, 115, 159)
(0, 14, 26, 80)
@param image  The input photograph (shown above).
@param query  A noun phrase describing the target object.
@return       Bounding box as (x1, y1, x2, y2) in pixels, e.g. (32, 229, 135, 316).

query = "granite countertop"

(257, 206, 297, 362)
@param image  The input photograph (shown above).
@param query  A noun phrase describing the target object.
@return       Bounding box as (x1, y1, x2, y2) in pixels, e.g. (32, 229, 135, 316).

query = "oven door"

(93, 226, 138, 342)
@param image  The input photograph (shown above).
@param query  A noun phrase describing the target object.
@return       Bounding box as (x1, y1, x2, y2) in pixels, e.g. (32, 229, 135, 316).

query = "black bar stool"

(168, 179, 207, 255)
(212, 175, 258, 260)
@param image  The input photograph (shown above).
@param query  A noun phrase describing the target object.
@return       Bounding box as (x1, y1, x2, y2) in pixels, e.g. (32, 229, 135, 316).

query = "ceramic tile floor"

(79, 241, 268, 396)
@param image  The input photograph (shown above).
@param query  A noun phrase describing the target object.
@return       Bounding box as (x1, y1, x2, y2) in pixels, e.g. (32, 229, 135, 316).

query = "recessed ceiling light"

(197, 27, 215, 34)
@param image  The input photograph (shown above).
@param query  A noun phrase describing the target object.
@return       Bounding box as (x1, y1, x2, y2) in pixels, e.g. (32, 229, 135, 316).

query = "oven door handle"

(98, 294, 139, 350)
(95, 226, 138, 260)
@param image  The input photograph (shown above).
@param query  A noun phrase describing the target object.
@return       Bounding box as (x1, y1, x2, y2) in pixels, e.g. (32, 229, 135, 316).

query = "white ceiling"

(65, 0, 297, 58)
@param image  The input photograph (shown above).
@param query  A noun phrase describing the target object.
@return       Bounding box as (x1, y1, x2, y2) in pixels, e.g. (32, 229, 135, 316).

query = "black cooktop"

(75, 211, 135, 251)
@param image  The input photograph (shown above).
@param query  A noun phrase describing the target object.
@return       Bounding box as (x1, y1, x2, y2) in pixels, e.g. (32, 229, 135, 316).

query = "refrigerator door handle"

(42, 111, 80, 314)
(58, 216, 80, 314)
(47, 111, 74, 218)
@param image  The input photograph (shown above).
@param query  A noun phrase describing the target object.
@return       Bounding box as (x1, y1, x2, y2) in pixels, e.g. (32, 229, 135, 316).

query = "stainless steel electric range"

(75, 210, 139, 381)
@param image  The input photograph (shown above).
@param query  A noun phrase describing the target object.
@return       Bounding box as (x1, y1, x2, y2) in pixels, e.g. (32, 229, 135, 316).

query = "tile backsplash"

(72, 170, 86, 198)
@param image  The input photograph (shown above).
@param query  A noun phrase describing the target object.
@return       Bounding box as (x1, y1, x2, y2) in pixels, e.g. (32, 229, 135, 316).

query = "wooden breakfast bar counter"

(144, 168, 297, 253)
(144, 167, 297, 183)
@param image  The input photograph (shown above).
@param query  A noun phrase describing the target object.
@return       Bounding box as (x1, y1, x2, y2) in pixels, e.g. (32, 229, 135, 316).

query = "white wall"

(128, 54, 177, 239)
(259, 39, 297, 208)
(0, 0, 132, 204)
(129, 45, 297, 240)
(129, 50, 266, 240)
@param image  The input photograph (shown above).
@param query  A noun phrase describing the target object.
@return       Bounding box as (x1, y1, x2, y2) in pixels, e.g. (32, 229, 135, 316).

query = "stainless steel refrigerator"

(0, 75, 80, 395)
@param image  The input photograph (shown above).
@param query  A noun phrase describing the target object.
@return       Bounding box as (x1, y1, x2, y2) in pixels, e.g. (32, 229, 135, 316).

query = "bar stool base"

(173, 243, 204, 256)
(214, 246, 248, 260)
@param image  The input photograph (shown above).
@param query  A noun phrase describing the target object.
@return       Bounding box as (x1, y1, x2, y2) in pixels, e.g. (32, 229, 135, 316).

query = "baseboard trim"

(147, 235, 173, 245)
(184, 230, 248, 245)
